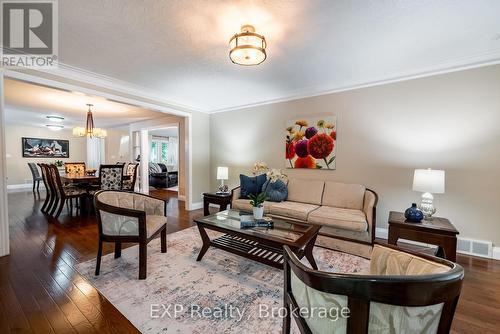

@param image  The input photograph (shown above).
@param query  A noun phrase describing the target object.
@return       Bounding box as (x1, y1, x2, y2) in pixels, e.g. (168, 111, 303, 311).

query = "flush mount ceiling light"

(46, 124, 64, 131)
(46, 115, 64, 123)
(72, 103, 107, 138)
(229, 25, 267, 66)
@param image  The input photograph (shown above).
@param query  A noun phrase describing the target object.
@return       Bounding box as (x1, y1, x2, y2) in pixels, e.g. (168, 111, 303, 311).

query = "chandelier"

(229, 25, 266, 66)
(72, 104, 107, 138)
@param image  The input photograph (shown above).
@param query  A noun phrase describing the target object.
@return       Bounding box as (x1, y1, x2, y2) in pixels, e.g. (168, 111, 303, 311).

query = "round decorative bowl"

(86, 169, 97, 176)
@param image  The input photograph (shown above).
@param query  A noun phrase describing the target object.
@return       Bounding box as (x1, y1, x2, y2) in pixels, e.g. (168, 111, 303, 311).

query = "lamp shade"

(412, 169, 445, 194)
(217, 167, 228, 180)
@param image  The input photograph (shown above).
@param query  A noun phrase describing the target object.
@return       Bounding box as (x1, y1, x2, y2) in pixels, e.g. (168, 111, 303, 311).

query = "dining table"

(60, 173, 131, 184)
(60, 173, 132, 216)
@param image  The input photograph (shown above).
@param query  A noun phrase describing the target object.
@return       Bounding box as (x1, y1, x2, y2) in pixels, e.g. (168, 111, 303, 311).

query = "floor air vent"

(457, 237, 492, 258)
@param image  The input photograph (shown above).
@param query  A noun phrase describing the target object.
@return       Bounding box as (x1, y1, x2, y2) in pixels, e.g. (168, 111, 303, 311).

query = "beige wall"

(210, 64, 500, 246)
(191, 111, 210, 203)
(5, 124, 86, 185)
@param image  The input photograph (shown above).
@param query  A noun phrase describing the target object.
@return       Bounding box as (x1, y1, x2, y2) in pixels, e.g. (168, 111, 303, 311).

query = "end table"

(202, 192, 232, 216)
(388, 211, 459, 262)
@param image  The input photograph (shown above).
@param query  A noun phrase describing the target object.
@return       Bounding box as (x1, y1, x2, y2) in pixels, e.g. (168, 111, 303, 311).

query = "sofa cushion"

(308, 206, 368, 232)
(322, 181, 366, 210)
(286, 179, 324, 205)
(232, 199, 272, 214)
(239, 174, 267, 199)
(269, 201, 320, 221)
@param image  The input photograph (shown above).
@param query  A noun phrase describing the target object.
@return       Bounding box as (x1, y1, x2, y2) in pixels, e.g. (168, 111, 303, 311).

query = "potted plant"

(248, 192, 267, 220)
(54, 160, 65, 173)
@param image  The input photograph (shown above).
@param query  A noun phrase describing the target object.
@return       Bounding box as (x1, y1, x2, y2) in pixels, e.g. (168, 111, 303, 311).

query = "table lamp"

(412, 168, 445, 219)
(217, 166, 229, 193)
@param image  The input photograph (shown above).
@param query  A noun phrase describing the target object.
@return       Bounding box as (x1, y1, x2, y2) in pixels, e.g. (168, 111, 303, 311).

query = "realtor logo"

(1, 0, 58, 68)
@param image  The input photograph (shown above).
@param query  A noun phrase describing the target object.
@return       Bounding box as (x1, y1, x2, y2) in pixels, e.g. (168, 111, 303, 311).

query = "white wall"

(210, 64, 500, 246)
(0, 73, 9, 257)
(105, 128, 130, 163)
(4, 124, 86, 186)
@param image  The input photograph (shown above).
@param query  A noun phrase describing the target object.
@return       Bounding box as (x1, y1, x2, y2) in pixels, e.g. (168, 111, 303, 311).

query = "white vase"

(253, 206, 264, 220)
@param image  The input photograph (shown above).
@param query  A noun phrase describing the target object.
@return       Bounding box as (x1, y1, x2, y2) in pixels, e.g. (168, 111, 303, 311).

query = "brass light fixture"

(229, 25, 266, 66)
(72, 104, 107, 138)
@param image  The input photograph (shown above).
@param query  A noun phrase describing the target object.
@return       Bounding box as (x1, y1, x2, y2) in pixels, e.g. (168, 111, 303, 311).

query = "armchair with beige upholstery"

(94, 190, 168, 279)
(283, 243, 464, 334)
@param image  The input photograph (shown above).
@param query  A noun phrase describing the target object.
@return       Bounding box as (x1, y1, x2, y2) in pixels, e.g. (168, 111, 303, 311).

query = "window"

(150, 137, 178, 168)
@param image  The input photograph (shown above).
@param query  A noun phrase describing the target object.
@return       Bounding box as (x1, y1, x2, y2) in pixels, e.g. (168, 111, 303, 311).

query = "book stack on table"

(240, 215, 274, 229)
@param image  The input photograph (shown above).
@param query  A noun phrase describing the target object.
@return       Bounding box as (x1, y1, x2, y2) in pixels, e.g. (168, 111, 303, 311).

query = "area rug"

(75, 226, 369, 333)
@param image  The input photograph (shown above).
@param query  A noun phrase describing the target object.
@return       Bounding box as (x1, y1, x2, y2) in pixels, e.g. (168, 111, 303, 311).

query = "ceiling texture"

(46, 0, 500, 112)
(4, 79, 163, 128)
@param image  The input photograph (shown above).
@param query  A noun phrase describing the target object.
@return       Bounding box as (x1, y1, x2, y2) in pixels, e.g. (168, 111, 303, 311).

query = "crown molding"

(208, 49, 500, 114)
(11, 62, 208, 114)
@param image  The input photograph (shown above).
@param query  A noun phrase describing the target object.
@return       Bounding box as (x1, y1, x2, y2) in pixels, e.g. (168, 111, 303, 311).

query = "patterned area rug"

(75, 226, 369, 333)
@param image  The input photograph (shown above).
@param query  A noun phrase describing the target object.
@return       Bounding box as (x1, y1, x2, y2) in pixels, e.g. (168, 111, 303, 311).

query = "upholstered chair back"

(283, 244, 464, 334)
(98, 164, 124, 190)
(38, 163, 52, 193)
(126, 163, 139, 175)
(65, 162, 86, 174)
(94, 191, 165, 237)
(28, 162, 41, 179)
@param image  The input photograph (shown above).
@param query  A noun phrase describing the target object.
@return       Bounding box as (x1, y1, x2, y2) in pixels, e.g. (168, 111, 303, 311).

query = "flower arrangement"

(266, 168, 288, 183)
(252, 162, 269, 175)
(252, 162, 287, 183)
(285, 117, 336, 169)
(54, 160, 64, 167)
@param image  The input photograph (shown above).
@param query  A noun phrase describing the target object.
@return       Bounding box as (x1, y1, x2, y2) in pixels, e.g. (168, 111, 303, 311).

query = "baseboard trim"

(189, 201, 203, 211)
(7, 183, 44, 190)
(376, 227, 499, 260)
(493, 247, 500, 260)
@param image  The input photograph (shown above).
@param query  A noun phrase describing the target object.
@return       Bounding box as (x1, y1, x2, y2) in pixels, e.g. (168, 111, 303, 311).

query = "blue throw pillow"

(239, 174, 267, 199)
(262, 179, 288, 202)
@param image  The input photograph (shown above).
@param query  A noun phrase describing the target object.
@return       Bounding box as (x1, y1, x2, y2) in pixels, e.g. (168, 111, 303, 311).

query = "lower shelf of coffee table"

(211, 234, 287, 269)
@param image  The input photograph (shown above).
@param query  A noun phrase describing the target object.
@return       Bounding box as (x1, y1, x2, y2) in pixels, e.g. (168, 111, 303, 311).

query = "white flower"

(252, 162, 269, 175)
(266, 168, 288, 183)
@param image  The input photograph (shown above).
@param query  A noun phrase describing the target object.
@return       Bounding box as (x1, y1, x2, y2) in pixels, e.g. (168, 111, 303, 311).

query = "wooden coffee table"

(194, 210, 321, 270)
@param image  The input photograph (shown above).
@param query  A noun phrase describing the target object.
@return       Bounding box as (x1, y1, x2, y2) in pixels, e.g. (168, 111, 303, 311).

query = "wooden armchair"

(94, 190, 168, 279)
(283, 243, 464, 334)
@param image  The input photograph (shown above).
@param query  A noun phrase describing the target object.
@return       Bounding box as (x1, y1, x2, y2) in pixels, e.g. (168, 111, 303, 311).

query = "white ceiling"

(4, 79, 164, 128)
(56, 0, 500, 112)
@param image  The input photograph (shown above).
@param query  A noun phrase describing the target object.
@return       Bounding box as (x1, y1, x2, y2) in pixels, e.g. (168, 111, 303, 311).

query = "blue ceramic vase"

(404, 203, 424, 222)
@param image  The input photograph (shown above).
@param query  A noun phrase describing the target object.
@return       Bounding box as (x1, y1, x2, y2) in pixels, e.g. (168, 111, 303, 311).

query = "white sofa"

(231, 178, 378, 258)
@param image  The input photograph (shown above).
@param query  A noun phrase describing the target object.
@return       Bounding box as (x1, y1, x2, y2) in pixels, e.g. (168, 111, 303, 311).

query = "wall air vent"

(457, 237, 492, 258)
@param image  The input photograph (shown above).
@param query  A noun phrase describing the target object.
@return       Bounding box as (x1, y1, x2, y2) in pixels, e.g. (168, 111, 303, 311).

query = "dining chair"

(282, 243, 464, 334)
(64, 162, 86, 174)
(94, 190, 167, 279)
(98, 164, 125, 190)
(48, 164, 88, 218)
(38, 164, 54, 214)
(27, 162, 42, 192)
(123, 162, 139, 191)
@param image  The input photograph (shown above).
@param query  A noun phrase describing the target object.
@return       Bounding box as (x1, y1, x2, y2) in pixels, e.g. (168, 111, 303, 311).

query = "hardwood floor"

(1, 189, 499, 333)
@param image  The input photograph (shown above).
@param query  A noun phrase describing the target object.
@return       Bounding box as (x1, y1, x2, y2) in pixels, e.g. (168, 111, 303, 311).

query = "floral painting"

(285, 117, 336, 169)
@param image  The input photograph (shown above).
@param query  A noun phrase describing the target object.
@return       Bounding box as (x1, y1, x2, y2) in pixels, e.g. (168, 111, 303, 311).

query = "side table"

(387, 211, 459, 262)
(202, 192, 232, 216)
